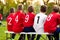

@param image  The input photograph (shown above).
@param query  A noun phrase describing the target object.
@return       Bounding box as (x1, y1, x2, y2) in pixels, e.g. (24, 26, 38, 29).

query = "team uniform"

(0, 14, 3, 25)
(7, 13, 16, 40)
(44, 12, 60, 33)
(6, 13, 14, 31)
(12, 11, 25, 40)
(12, 11, 25, 33)
(44, 12, 60, 40)
(0, 14, 2, 20)
(33, 12, 47, 40)
(23, 12, 35, 32)
(23, 12, 35, 40)
(33, 12, 47, 33)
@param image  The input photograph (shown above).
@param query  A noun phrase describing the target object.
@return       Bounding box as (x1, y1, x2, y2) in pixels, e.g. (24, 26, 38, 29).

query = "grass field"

(0, 21, 54, 40)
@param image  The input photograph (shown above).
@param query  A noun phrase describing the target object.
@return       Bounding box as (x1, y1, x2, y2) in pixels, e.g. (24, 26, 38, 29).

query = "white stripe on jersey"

(33, 12, 47, 33)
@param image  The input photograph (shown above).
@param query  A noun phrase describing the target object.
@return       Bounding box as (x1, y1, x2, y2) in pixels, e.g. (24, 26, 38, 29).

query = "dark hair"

(17, 5, 22, 10)
(28, 6, 34, 12)
(10, 7, 15, 13)
(40, 5, 47, 12)
(53, 5, 59, 12)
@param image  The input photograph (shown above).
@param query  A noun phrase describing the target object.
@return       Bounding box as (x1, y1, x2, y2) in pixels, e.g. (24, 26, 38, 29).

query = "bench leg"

(10, 33, 12, 40)
(6, 33, 8, 40)
(6, 33, 13, 40)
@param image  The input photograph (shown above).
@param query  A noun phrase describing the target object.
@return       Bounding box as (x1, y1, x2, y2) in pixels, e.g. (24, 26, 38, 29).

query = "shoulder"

(44, 14, 47, 18)
(0, 14, 2, 15)
(34, 13, 40, 19)
(7, 14, 11, 18)
(8, 14, 12, 16)
(28, 13, 35, 17)
(56, 13, 60, 17)
(21, 13, 25, 16)
(32, 12, 36, 15)
(0, 14, 1, 15)
(36, 13, 40, 16)
(56, 13, 60, 15)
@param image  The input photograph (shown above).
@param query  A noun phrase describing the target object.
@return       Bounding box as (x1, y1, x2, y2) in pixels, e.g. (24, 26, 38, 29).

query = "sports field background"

(0, 21, 50, 40)
(0, 0, 60, 40)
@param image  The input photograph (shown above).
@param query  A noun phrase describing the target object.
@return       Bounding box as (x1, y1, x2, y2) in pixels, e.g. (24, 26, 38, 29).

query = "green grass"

(0, 21, 50, 40)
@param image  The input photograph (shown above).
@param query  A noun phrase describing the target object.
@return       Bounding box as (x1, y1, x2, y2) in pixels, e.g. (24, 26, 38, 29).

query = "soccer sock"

(31, 34, 36, 40)
(47, 35, 52, 40)
(27, 34, 31, 40)
(11, 33, 16, 39)
(0, 23, 2, 25)
(54, 33, 59, 40)
(18, 34, 25, 40)
(36, 35, 41, 40)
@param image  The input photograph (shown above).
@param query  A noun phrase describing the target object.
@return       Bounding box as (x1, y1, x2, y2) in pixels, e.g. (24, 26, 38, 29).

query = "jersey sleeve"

(33, 15, 38, 32)
(44, 15, 47, 24)
(0, 14, 3, 20)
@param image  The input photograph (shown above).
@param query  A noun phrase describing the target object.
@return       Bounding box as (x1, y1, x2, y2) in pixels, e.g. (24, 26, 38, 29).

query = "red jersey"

(13, 11, 25, 33)
(24, 12, 35, 27)
(44, 12, 60, 33)
(6, 13, 14, 31)
(0, 14, 2, 20)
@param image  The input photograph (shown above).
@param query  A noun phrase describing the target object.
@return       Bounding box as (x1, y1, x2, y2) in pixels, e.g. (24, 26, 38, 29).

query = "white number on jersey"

(25, 15, 29, 23)
(8, 17, 12, 25)
(15, 15, 18, 23)
(47, 14, 53, 21)
(37, 16, 40, 24)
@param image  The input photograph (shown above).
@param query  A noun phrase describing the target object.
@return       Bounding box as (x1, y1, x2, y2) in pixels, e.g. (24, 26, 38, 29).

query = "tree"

(0, 1, 4, 15)
(43, 0, 49, 5)
(46, 2, 55, 15)
(3, 0, 18, 19)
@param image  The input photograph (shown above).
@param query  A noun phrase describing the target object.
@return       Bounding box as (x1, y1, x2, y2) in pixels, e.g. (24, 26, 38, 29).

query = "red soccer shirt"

(6, 13, 14, 31)
(24, 12, 35, 27)
(0, 14, 2, 20)
(44, 12, 60, 33)
(13, 11, 25, 33)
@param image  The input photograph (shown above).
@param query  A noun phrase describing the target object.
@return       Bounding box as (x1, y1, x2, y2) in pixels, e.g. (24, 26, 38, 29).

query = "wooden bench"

(5, 31, 53, 40)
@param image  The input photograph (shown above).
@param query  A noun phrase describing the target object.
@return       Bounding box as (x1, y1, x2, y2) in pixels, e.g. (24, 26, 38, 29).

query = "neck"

(18, 10, 22, 12)
(40, 12, 45, 14)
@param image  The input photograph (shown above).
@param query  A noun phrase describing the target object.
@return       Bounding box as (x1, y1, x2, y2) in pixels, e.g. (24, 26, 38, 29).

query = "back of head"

(53, 5, 59, 12)
(17, 4, 23, 11)
(40, 5, 47, 12)
(28, 6, 34, 12)
(10, 7, 15, 13)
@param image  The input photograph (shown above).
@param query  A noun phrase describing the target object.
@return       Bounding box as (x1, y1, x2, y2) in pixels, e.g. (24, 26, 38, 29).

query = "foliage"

(0, 0, 57, 20)
(0, 0, 26, 19)
(46, 2, 55, 15)
(34, 1, 40, 14)
(0, 1, 4, 15)
(1, 0, 18, 19)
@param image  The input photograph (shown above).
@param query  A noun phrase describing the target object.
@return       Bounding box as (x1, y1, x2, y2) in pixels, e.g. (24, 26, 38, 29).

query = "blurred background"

(0, 0, 60, 20)
(0, 0, 60, 40)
